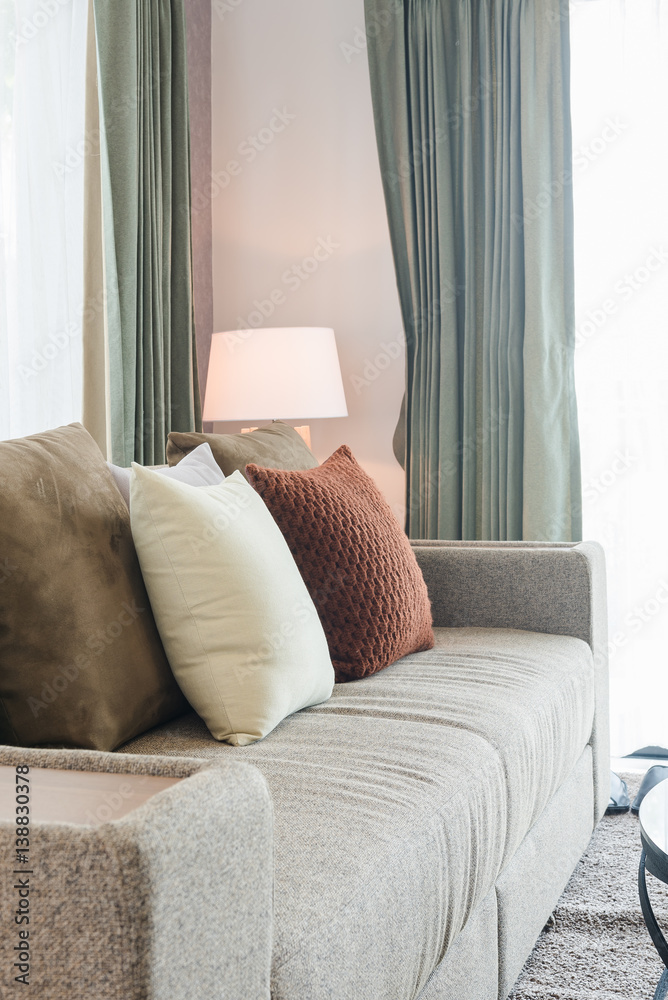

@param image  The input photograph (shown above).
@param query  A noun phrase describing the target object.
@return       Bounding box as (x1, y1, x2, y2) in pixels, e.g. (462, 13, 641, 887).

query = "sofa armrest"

(412, 540, 609, 822)
(0, 748, 273, 1000)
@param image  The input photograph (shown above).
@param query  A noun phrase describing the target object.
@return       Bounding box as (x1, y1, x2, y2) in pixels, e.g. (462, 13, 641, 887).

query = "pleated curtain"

(84, 0, 200, 466)
(365, 0, 582, 541)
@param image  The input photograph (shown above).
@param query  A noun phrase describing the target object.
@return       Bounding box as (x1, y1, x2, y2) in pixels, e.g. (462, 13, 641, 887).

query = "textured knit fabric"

(416, 752, 593, 1000)
(120, 626, 595, 1000)
(418, 891, 499, 1000)
(0, 423, 188, 751)
(0, 749, 273, 1000)
(167, 421, 318, 477)
(495, 746, 594, 999)
(412, 539, 609, 823)
(246, 446, 434, 680)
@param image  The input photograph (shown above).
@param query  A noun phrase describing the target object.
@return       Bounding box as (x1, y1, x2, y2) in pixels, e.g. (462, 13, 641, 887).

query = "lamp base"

(240, 424, 312, 449)
(293, 425, 311, 449)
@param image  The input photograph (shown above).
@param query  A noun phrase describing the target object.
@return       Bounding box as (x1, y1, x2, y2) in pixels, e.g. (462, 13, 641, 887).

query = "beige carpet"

(509, 773, 668, 999)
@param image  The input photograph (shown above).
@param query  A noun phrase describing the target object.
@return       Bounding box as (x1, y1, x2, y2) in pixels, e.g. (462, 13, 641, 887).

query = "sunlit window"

(0, 0, 87, 440)
(571, 0, 668, 754)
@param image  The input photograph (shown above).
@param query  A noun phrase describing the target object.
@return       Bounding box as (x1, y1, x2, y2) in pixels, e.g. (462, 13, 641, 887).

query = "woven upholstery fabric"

(0, 748, 274, 1000)
(0, 542, 605, 1000)
(411, 539, 609, 821)
(246, 446, 434, 680)
(120, 626, 595, 1000)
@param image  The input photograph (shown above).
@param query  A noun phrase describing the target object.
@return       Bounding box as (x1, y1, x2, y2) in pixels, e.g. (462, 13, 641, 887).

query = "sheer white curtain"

(571, 0, 668, 754)
(0, 0, 87, 440)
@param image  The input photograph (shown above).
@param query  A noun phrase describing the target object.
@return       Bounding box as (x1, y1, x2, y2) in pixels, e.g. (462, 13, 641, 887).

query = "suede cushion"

(246, 446, 435, 681)
(166, 421, 318, 478)
(0, 423, 188, 750)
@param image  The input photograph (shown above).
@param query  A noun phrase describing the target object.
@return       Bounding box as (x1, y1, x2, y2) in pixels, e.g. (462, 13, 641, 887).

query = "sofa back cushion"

(0, 423, 188, 750)
(166, 421, 318, 478)
(246, 445, 435, 681)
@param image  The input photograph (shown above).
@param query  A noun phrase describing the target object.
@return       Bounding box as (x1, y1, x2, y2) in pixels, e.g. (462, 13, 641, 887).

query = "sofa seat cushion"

(120, 627, 595, 1000)
(310, 627, 596, 864)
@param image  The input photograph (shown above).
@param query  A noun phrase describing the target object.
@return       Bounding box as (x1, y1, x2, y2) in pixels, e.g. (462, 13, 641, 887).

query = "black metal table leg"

(655, 970, 668, 1000)
(639, 850, 668, 999)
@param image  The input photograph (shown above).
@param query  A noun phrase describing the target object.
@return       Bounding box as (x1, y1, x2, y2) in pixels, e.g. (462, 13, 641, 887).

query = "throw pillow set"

(0, 422, 433, 752)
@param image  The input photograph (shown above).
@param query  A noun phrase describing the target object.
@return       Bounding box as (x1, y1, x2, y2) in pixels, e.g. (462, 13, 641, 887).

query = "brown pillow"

(166, 421, 318, 477)
(0, 423, 188, 750)
(246, 446, 434, 681)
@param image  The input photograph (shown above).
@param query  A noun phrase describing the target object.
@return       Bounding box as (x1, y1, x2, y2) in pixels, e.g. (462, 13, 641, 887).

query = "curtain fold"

(82, 0, 109, 457)
(365, 0, 581, 541)
(92, 0, 200, 467)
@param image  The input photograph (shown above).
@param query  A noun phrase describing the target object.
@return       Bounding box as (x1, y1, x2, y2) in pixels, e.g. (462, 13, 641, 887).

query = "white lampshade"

(203, 327, 348, 422)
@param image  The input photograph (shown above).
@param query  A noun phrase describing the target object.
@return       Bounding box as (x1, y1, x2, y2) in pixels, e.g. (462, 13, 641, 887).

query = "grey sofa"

(0, 540, 608, 1000)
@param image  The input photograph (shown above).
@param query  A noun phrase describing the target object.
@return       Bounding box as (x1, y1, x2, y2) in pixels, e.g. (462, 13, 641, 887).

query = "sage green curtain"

(365, 0, 582, 541)
(93, 0, 201, 466)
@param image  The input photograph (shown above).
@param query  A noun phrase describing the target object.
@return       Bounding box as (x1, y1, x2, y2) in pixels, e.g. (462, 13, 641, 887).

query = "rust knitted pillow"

(246, 446, 434, 681)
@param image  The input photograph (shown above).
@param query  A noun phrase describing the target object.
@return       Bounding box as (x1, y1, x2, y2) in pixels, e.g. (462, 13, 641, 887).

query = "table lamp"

(202, 327, 348, 449)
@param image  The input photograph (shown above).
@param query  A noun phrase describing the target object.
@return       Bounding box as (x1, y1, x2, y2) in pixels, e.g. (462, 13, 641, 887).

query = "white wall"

(210, 0, 406, 515)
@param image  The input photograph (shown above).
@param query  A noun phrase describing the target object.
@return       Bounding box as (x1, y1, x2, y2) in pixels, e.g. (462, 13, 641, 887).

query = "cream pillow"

(129, 467, 334, 745)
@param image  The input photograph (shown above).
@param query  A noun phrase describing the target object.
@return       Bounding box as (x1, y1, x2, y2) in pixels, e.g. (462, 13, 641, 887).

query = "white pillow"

(129, 466, 334, 745)
(108, 442, 224, 507)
